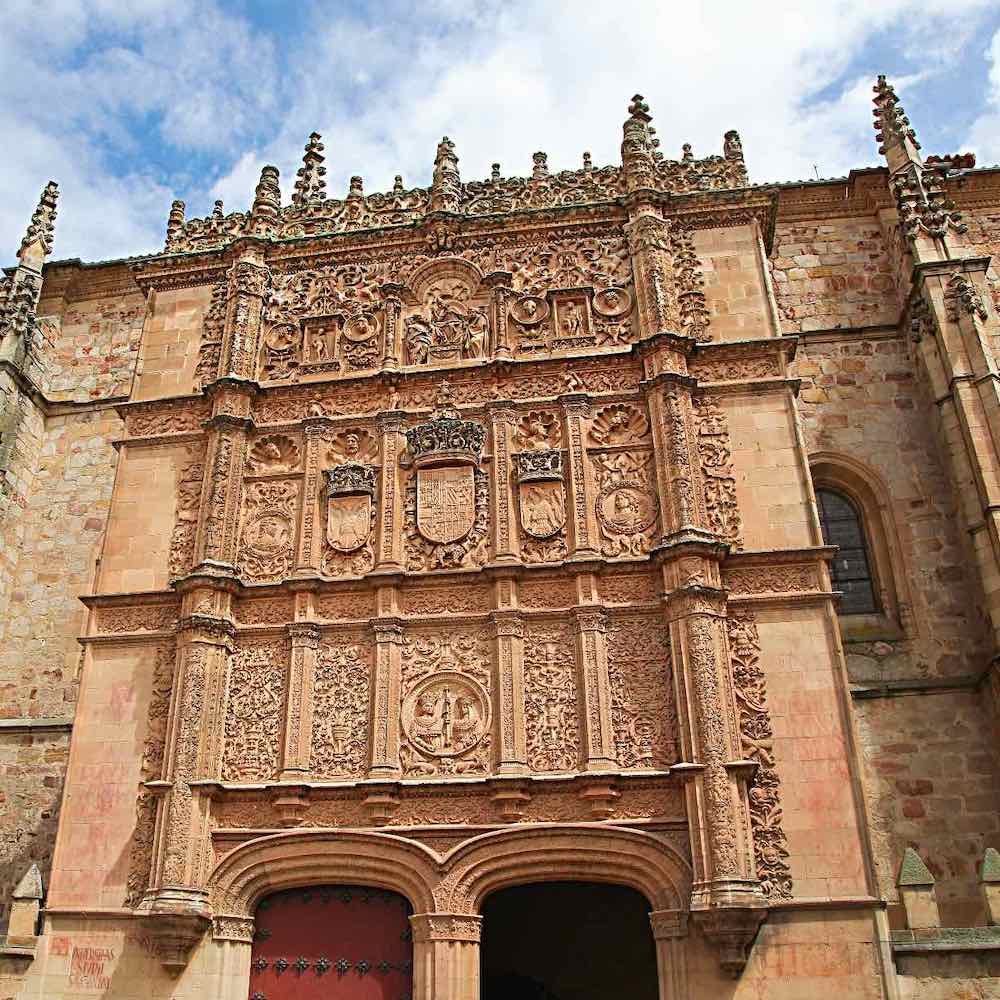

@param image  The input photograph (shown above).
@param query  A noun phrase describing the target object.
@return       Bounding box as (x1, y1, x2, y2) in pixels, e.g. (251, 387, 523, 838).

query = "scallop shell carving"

(247, 434, 302, 474)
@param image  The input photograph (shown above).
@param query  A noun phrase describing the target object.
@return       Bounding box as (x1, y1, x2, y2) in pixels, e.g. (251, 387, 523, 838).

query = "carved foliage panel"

(311, 635, 373, 779)
(727, 611, 792, 899)
(524, 621, 581, 773)
(587, 402, 659, 558)
(168, 444, 206, 580)
(693, 395, 742, 548)
(607, 617, 678, 769)
(399, 628, 493, 777)
(223, 639, 288, 782)
(125, 644, 175, 907)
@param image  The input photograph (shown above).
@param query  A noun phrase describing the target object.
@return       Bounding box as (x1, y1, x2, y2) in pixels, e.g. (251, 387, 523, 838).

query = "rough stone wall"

(789, 327, 1000, 928)
(37, 292, 145, 403)
(0, 729, 68, 930)
(770, 217, 900, 333)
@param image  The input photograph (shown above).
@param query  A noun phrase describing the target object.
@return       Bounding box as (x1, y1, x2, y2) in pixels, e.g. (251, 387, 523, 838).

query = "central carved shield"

(416, 466, 475, 543)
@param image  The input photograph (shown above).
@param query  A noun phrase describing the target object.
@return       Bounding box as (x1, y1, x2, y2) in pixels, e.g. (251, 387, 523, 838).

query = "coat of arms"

(416, 466, 476, 544)
(514, 449, 566, 539)
(323, 463, 376, 553)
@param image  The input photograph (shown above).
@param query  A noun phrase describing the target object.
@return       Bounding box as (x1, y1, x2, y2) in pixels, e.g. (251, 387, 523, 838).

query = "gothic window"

(815, 487, 879, 615)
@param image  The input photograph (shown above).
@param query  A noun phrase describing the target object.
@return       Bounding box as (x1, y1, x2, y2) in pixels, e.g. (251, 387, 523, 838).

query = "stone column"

(487, 402, 519, 563)
(492, 610, 527, 773)
(410, 914, 482, 1000)
(369, 618, 404, 777)
(294, 421, 325, 575)
(219, 250, 270, 382)
(574, 608, 617, 770)
(559, 394, 600, 559)
(192, 388, 253, 574)
(279, 623, 319, 780)
(485, 271, 514, 360)
(380, 283, 405, 370)
(650, 910, 689, 1000)
(153, 617, 235, 910)
(374, 412, 406, 573)
(624, 212, 674, 337)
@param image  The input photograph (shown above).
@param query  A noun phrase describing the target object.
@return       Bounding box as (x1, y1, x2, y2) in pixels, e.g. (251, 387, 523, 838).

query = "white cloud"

(966, 27, 1000, 166)
(2, 0, 997, 264)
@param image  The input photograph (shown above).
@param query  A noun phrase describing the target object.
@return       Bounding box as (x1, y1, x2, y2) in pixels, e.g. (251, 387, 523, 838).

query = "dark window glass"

(816, 488, 879, 615)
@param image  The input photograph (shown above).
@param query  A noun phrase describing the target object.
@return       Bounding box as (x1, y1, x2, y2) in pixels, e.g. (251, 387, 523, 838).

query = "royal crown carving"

(405, 387, 486, 468)
(324, 462, 377, 497)
(515, 448, 563, 483)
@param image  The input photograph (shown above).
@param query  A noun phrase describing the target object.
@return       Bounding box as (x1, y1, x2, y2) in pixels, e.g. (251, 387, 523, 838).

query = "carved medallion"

(593, 286, 633, 318)
(416, 466, 476, 544)
(510, 295, 550, 325)
(597, 482, 657, 535)
(324, 463, 376, 553)
(401, 671, 490, 758)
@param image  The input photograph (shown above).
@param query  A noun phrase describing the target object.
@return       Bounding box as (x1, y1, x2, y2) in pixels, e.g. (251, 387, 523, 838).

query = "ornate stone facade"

(3, 82, 1000, 1000)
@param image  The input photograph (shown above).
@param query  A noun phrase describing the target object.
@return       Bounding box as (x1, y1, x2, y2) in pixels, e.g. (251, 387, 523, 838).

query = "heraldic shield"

(416, 465, 476, 544)
(324, 463, 376, 553)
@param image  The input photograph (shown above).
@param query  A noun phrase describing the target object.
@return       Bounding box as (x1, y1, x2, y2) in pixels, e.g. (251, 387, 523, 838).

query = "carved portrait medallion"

(244, 512, 293, 568)
(597, 482, 657, 535)
(510, 295, 550, 326)
(592, 286, 633, 319)
(416, 466, 476, 543)
(401, 671, 490, 758)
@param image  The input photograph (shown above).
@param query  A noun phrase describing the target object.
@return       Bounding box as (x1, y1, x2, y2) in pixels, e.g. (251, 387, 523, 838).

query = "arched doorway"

(480, 882, 657, 1000)
(248, 885, 413, 1000)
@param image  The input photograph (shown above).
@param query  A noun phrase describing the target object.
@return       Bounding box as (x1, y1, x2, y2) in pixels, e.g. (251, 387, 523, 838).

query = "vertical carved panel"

(311, 636, 373, 779)
(237, 480, 299, 583)
(693, 395, 742, 548)
(168, 445, 206, 580)
(524, 622, 580, 773)
(607, 616, 678, 769)
(222, 639, 288, 782)
(727, 611, 792, 899)
(125, 645, 174, 907)
(399, 629, 492, 777)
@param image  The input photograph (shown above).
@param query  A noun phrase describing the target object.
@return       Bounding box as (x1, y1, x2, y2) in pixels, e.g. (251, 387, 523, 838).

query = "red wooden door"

(249, 885, 413, 1000)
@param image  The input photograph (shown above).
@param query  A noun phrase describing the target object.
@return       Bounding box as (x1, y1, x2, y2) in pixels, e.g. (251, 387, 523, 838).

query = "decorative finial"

(622, 94, 656, 191)
(212, 199, 225, 220)
(582, 152, 592, 172)
(349, 175, 364, 197)
(627, 94, 651, 123)
(431, 136, 461, 214)
(873, 74, 920, 157)
(532, 152, 549, 179)
(250, 165, 281, 233)
(166, 199, 186, 245)
(393, 175, 404, 193)
(18, 180, 59, 263)
(682, 143, 694, 162)
(723, 130, 744, 161)
(292, 131, 327, 208)
(491, 163, 501, 182)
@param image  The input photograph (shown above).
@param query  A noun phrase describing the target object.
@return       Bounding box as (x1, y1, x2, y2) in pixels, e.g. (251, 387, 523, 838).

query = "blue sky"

(3, 0, 1000, 264)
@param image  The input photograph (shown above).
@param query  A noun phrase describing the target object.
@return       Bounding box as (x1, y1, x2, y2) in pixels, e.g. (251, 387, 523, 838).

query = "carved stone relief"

(403, 271, 490, 366)
(260, 264, 384, 380)
(168, 446, 206, 580)
(238, 480, 299, 583)
(246, 434, 302, 476)
(607, 617, 678, 769)
(693, 395, 743, 548)
(399, 630, 493, 776)
(192, 280, 226, 391)
(591, 451, 659, 558)
(727, 611, 792, 899)
(222, 640, 287, 782)
(322, 462, 376, 577)
(125, 644, 174, 907)
(524, 622, 581, 773)
(311, 638, 373, 779)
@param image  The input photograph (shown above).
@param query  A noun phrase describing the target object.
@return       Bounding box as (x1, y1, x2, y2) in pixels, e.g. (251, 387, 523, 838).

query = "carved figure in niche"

(561, 301, 584, 337)
(246, 434, 301, 475)
(589, 403, 650, 447)
(514, 410, 561, 450)
(404, 274, 491, 366)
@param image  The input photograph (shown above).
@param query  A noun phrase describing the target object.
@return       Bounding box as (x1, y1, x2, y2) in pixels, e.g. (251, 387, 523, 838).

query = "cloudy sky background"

(3, 0, 1000, 265)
